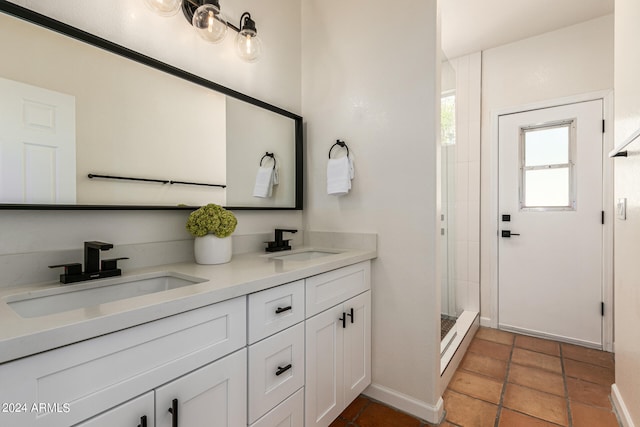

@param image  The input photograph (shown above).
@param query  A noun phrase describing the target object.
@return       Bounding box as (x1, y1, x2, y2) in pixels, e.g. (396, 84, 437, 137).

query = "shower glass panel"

(440, 58, 457, 347)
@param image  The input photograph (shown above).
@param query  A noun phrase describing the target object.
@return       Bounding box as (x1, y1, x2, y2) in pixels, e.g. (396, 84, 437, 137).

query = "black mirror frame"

(0, 0, 303, 211)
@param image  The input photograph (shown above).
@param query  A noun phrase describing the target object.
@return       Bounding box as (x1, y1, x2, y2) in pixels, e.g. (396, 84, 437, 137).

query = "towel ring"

(260, 152, 277, 169)
(328, 140, 349, 159)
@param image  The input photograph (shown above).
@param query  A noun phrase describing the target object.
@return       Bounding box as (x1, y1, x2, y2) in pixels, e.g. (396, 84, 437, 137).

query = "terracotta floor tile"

(356, 401, 421, 427)
(329, 418, 349, 427)
(443, 389, 498, 427)
(515, 335, 561, 357)
(564, 358, 615, 386)
(475, 327, 515, 346)
(468, 338, 512, 361)
(448, 370, 504, 404)
(508, 364, 565, 396)
(498, 408, 563, 427)
(339, 395, 369, 421)
(512, 348, 563, 374)
(502, 384, 568, 426)
(571, 401, 620, 427)
(460, 352, 508, 381)
(561, 343, 615, 370)
(566, 377, 612, 409)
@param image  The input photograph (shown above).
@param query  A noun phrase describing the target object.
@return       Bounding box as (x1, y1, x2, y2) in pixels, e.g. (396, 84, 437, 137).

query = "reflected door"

(0, 77, 76, 203)
(498, 100, 603, 347)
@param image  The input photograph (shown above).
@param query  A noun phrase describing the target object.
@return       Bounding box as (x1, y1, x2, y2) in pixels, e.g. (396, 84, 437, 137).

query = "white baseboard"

(612, 384, 636, 427)
(480, 316, 492, 327)
(363, 383, 444, 424)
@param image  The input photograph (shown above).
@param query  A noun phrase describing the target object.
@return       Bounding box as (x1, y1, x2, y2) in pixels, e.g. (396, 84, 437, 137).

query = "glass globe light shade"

(192, 3, 228, 43)
(143, 0, 182, 17)
(235, 29, 262, 62)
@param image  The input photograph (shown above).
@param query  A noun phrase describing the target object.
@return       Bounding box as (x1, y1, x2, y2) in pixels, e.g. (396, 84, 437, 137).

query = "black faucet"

(265, 229, 298, 252)
(84, 241, 113, 274)
(49, 241, 128, 284)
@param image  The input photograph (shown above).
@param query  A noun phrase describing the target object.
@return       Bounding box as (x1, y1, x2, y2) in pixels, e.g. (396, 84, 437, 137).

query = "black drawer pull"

(275, 306, 292, 314)
(346, 307, 354, 323)
(339, 313, 346, 329)
(168, 398, 179, 427)
(276, 364, 292, 376)
(138, 415, 147, 427)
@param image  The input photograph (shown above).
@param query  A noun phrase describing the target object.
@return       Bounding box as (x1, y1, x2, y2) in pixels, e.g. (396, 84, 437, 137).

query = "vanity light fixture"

(145, 0, 263, 62)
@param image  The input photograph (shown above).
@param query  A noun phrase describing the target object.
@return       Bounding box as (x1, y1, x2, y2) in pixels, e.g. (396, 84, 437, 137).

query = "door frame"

(487, 91, 614, 351)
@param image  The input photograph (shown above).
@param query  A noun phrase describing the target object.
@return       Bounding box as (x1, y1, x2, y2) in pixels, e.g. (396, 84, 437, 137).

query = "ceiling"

(441, 0, 614, 59)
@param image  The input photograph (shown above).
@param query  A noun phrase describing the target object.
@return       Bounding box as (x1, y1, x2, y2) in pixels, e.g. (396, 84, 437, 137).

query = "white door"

(498, 100, 604, 347)
(0, 77, 76, 204)
(155, 349, 247, 427)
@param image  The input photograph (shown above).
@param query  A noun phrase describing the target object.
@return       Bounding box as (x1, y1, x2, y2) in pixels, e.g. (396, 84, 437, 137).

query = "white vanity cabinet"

(0, 258, 373, 427)
(0, 296, 246, 427)
(304, 261, 371, 427)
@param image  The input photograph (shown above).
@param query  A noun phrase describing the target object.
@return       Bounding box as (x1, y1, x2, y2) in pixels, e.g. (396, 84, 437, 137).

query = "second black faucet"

(265, 229, 298, 252)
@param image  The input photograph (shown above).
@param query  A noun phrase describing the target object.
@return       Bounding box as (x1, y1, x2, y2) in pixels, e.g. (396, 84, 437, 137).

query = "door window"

(519, 120, 575, 210)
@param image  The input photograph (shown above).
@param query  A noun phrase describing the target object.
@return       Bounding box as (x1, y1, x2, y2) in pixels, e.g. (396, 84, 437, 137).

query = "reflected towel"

(327, 156, 354, 195)
(253, 166, 276, 198)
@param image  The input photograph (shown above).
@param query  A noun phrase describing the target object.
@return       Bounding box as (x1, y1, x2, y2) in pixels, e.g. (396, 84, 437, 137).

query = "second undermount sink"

(6, 272, 207, 318)
(270, 249, 342, 261)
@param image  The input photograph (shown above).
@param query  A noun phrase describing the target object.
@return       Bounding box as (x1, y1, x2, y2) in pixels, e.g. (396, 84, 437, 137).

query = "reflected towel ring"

(328, 140, 349, 159)
(260, 152, 277, 169)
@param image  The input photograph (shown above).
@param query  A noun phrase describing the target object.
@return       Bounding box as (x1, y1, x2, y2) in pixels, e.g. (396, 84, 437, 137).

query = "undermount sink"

(270, 249, 342, 261)
(6, 272, 207, 318)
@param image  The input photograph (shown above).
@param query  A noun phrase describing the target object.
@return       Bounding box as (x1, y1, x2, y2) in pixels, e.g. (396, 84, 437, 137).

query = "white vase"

(194, 234, 232, 265)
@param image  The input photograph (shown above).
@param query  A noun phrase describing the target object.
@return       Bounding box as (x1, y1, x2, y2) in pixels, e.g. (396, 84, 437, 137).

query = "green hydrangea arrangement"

(186, 204, 237, 238)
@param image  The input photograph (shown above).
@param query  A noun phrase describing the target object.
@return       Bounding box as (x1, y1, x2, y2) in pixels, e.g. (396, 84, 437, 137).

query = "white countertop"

(0, 247, 376, 364)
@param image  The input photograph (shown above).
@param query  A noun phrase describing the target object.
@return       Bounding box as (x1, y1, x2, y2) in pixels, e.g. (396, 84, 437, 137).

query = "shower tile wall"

(451, 52, 481, 315)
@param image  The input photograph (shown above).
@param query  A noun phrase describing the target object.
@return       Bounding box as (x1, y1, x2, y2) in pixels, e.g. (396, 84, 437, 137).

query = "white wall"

(0, 0, 302, 264)
(301, 0, 442, 421)
(479, 15, 614, 323)
(612, 0, 640, 423)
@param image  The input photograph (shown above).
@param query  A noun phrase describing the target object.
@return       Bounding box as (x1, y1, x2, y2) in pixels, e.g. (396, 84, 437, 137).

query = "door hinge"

(601, 302, 605, 316)
(602, 120, 606, 133)
(601, 210, 605, 225)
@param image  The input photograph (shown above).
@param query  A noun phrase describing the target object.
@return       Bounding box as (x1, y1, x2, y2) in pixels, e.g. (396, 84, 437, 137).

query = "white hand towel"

(253, 166, 275, 198)
(327, 156, 354, 195)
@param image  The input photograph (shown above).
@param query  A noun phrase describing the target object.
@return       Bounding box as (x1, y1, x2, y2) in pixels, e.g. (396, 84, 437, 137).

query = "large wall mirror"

(0, 1, 302, 210)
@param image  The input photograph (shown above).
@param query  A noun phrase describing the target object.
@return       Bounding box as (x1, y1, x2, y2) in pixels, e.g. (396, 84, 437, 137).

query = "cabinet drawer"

(248, 322, 305, 424)
(250, 388, 304, 427)
(306, 261, 370, 317)
(248, 280, 305, 344)
(0, 296, 246, 427)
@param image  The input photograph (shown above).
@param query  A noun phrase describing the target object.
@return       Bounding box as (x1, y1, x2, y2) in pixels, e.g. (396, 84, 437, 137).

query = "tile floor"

(332, 327, 620, 427)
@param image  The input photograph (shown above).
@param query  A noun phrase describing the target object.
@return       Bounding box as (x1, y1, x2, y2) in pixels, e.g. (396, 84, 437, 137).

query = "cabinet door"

(305, 304, 345, 427)
(343, 291, 371, 404)
(155, 349, 247, 427)
(74, 392, 154, 427)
